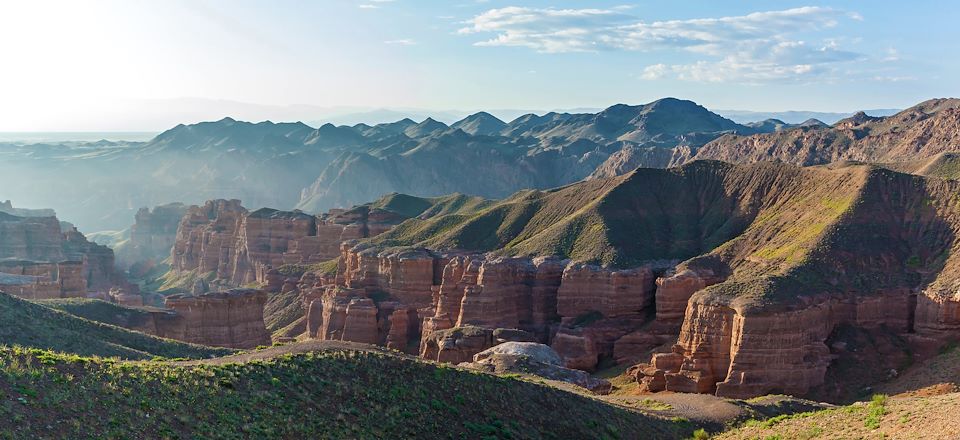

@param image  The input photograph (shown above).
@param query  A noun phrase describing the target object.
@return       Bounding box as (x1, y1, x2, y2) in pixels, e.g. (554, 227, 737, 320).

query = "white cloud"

(358, 4, 379, 9)
(385, 39, 416, 46)
(461, 6, 868, 83)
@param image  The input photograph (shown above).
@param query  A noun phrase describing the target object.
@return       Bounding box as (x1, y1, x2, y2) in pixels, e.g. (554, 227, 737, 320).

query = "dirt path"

(170, 340, 407, 366)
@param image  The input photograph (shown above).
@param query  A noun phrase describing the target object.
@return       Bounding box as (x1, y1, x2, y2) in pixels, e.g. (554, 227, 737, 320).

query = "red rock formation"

(0, 212, 64, 261)
(162, 288, 271, 349)
(655, 269, 708, 323)
(0, 261, 84, 299)
(341, 298, 379, 345)
(229, 208, 317, 285)
(419, 325, 535, 364)
(117, 203, 188, 273)
(0, 211, 129, 299)
(660, 290, 915, 398)
(170, 199, 248, 279)
(557, 263, 655, 318)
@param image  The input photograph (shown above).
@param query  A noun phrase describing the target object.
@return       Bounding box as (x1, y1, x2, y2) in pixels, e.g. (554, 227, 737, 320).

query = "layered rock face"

(646, 291, 914, 398)
(0, 210, 128, 299)
(0, 261, 85, 299)
(0, 212, 65, 261)
(169, 199, 408, 290)
(228, 208, 318, 286)
(117, 203, 188, 273)
(171, 199, 248, 280)
(315, 244, 660, 371)
(161, 289, 271, 348)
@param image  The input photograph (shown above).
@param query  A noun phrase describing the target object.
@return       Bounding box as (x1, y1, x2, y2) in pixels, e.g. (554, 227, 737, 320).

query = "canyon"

(9, 97, 960, 401)
(189, 159, 960, 400)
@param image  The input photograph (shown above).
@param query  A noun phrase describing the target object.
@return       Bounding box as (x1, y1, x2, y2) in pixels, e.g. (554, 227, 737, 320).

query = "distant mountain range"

(1, 97, 956, 233)
(714, 108, 902, 125)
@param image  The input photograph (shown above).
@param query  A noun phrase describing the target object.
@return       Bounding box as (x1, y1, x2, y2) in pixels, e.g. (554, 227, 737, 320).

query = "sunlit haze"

(0, 0, 955, 130)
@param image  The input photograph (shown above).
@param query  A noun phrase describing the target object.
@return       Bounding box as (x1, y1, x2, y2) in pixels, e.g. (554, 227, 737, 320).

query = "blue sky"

(0, 0, 955, 130)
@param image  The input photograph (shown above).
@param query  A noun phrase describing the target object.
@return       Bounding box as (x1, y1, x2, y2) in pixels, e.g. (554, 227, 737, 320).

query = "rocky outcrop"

(229, 208, 317, 286)
(419, 326, 536, 364)
(0, 212, 64, 262)
(636, 290, 916, 398)
(557, 263, 655, 319)
(162, 289, 271, 348)
(654, 269, 719, 323)
(330, 244, 661, 371)
(0, 211, 129, 298)
(0, 261, 85, 299)
(169, 199, 412, 292)
(463, 342, 612, 394)
(117, 203, 188, 274)
(171, 199, 248, 280)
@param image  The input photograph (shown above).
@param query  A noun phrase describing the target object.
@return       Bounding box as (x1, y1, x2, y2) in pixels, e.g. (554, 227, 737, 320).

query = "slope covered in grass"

(35, 298, 156, 329)
(0, 344, 693, 439)
(0, 293, 229, 360)
(369, 160, 960, 310)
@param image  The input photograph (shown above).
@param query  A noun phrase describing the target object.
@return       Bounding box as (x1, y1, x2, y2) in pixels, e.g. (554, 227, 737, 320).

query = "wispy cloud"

(385, 39, 416, 46)
(358, 4, 380, 9)
(460, 6, 869, 83)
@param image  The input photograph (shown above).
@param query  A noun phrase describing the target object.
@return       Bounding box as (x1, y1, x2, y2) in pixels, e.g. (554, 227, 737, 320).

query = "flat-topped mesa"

(162, 288, 271, 349)
(0, 200, 56, 218)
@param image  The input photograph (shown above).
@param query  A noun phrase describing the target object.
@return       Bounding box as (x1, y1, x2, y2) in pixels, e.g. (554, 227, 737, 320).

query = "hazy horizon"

(2, 1, 955, 131)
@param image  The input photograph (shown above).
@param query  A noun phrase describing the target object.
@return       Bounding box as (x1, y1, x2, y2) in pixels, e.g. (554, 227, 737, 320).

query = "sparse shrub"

(691, 428, 710, 439)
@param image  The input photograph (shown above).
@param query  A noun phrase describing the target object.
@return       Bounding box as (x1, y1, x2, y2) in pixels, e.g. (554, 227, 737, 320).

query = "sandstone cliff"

(161, 289, 271, 348)
(116, 203, 188, 274)
(0, 211, 128, 299)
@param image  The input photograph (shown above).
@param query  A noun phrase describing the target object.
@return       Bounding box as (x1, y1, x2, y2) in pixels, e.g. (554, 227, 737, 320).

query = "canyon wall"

(160, 289, 271, 348)
(306, 243, 663, 371)
(169, 200, 408, 291)
(117, 203, 188, 274)
(0, 210, 128, 299)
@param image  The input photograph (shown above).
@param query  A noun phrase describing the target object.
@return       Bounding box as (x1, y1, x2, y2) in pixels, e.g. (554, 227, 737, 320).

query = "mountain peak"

(451, 112, 507, 135)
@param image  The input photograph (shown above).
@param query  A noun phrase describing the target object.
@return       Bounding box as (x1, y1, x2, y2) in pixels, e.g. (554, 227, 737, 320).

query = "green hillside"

(0, 293, 230, 360)
(0, 344, 693, 439)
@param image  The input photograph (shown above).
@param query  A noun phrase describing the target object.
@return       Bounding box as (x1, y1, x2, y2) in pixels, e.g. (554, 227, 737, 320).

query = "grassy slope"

(0, 346, 693, 439)
(0, 293, 229, 360)
(35, 298, 156, 329)
(369, 160, 960, 310)
(717, 393, 960, 440)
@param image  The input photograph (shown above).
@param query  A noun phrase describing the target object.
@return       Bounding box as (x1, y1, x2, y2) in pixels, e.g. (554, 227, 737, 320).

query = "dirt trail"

(170, 340, 406, 366)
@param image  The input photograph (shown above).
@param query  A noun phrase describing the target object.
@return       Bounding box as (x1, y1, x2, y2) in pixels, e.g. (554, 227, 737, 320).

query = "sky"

(0, 0, 955, 131)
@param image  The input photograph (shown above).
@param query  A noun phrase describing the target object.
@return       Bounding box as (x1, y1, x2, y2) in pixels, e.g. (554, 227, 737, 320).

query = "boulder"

(465, 342, 612, 394)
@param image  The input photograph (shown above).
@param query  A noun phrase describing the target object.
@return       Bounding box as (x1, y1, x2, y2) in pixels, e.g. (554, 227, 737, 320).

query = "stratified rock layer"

(162, 289, 271, 349)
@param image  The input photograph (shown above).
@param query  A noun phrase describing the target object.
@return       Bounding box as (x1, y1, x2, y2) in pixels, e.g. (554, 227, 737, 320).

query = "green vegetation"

(640, 399, 673, 411)
(864, 394, 887, 429)
(0, 346, 692, 439)
(35, 298, 153, 329)
(0, 293, 229, 360)
(152, 268, 216, 294)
